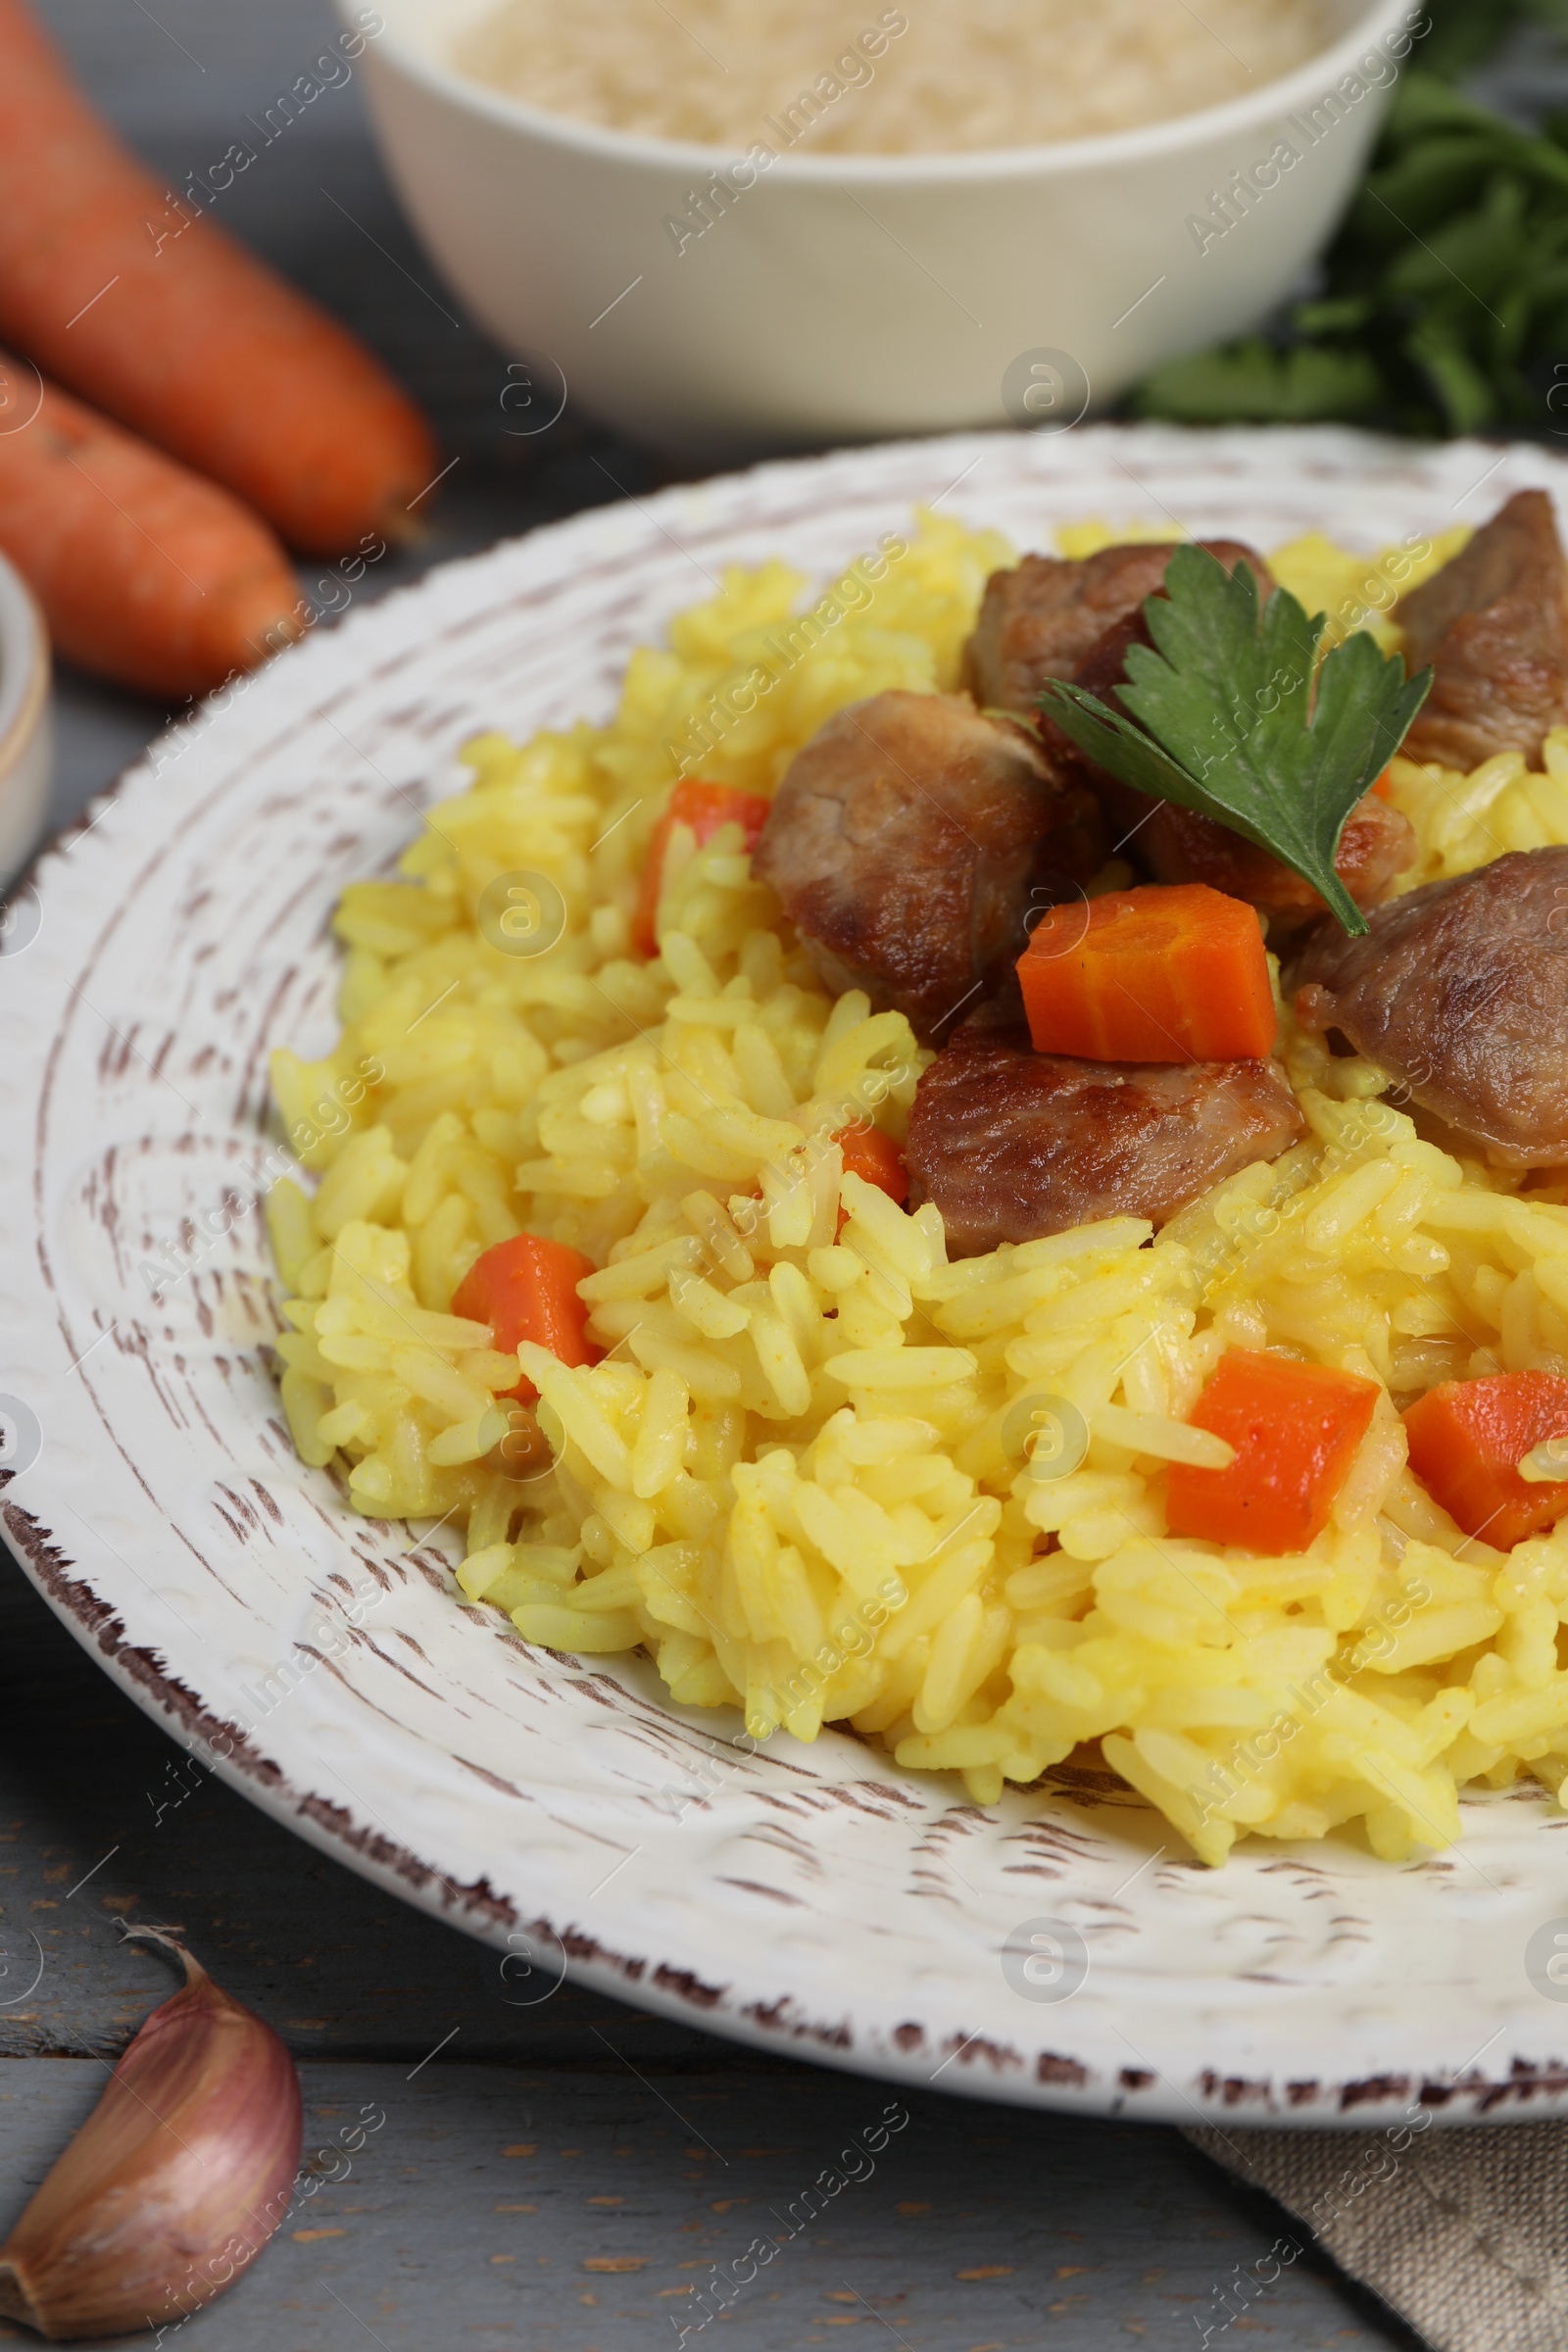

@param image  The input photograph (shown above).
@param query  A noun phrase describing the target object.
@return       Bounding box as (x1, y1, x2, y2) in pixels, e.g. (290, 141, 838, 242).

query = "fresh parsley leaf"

(1128, 338, 1386, 424)
(1037, 548, 1432, 937)
(1129, 5, 1568, 440)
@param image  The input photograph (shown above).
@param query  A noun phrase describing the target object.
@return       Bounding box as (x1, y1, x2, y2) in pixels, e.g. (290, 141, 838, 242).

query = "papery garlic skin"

(0, 1927, 303, 2342)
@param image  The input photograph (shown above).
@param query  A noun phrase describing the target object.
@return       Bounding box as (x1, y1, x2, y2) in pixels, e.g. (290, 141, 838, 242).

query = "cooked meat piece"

(1396, 491, 1568, 771)
(1292, 847, 1568, 1168)
(962, 539, 1270, 717)
(1142, 791, 1414, 933)
(904, 1003, 1306, 1256)
(753, 690, 1103, 1046)
(1047, 607, 1416, 933)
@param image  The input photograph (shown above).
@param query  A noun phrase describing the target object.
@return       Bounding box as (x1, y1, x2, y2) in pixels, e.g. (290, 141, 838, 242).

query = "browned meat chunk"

(1050, 607, 1416, 933)
(1396, 491, 1568, 771)
(752, 690, 1103, 1045)
(1293, 847, 1568, 1168)
(962, 539, 1270, 716)
(904, 1004, 1306, 1256)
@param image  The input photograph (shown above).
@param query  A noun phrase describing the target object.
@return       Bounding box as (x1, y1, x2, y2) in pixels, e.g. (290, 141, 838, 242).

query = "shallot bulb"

(0, 1926, 302, 2341)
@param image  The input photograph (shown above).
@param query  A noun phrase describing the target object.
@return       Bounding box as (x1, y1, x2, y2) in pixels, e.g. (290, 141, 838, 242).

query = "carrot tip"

(378, 504, 433, 551)
(256, 612, 307, 659)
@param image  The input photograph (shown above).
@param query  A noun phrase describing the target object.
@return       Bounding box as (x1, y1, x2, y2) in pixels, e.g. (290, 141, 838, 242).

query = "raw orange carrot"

(0, 361, 302, 696)
(1164, 1350, 1380, 1553)
(1016, 881, 1276, 1062)
(0, 0, 436, 554)
(1403, 1372, 1568, 1548)
(634, 780, 772, 956)
(452, 1234, 599, 1402)
(1370, 766, 1395, 800)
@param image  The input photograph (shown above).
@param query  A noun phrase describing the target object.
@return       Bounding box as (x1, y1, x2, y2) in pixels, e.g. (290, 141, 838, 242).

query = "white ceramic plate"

(8, 423, 1568, 2132)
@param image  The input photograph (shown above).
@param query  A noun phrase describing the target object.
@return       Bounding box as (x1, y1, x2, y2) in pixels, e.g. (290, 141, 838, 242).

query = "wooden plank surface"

(0, 1569, 1414, 2350)
(0, 2050, 1399, 2352)
(4, 3, 1415, 2343)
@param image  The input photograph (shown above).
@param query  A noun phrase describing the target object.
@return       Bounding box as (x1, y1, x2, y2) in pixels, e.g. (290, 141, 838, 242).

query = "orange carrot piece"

(634, 780, 772, 956)
(0, 0, 436, 554)
(452, 1235, 600, 1403)
(0, 361, 302, 695)
(1403, 1372, 1568, 1548)
(834, 1121, 907, 1234)
(1370, 766, 1395, 801)
(1165, 1349, 1380, 1554)
(1017, 881, 1277, 1063)
(837, 1123, 907, 1206)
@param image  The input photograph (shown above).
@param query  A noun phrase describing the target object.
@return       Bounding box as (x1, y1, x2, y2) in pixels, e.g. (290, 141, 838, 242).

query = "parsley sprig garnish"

(1037, 547, 1432, 936)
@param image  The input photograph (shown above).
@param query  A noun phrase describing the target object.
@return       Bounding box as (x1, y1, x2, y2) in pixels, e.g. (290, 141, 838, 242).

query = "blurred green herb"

(1420, 0, 1568, 77)
(1129, 1, 1568, 434)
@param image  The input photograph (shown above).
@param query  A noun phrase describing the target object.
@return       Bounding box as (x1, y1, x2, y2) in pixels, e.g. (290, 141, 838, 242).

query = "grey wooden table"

(0, 6, 1422, 2344)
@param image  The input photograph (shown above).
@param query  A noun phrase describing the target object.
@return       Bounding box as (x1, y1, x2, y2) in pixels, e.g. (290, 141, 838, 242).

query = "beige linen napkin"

(1185, 2123, 1568, 2352)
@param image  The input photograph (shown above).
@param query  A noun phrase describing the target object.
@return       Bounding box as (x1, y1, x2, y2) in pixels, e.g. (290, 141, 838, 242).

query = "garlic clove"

(0, 1925, 303, 2342)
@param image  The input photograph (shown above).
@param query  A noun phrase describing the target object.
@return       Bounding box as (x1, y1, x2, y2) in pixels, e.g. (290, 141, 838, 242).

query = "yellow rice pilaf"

(267, 509, 1568, 1866)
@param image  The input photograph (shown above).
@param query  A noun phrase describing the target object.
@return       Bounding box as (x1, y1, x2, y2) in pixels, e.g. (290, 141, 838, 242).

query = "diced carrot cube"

(1164, 1349, 1380, 1554)
(834, 1121, 907, 1234)
(633, 779, 772, 957)
(1016, 881, 1276, 1063)
(1403, 1372, 1568, 1548)
(451, 1233, 599, 1402)
(837, 1123, 907, 1206)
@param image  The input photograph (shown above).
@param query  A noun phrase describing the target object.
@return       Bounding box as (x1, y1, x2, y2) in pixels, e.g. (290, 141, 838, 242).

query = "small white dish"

(350, 0, 1416, 452)
(0, 552, 50, 887)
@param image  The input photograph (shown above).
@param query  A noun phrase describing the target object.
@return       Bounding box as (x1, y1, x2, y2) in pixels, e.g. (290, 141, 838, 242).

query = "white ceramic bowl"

(0, 552, 49, 888)
(350, 0, 1417, 454)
